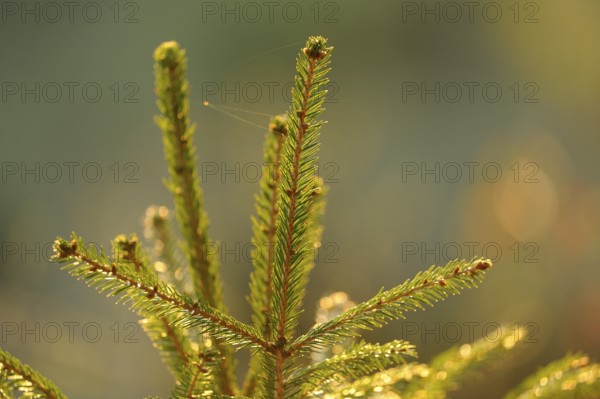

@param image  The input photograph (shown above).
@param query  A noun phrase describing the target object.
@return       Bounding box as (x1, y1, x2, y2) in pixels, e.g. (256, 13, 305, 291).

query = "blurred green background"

(1, 1, 599, 398)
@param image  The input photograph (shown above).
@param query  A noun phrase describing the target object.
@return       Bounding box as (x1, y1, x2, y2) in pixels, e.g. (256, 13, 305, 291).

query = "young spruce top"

(0, 35, 598, 399)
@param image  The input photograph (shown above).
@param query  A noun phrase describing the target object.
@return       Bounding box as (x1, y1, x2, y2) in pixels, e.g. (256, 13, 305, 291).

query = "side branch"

(289, 259, 493, 355)
(53, 238, 269, 351)
(244, 115, 288, 396)
(0, 347, 68, 399)
(154, 41, 223, 308)
(154, 41, 234, 393)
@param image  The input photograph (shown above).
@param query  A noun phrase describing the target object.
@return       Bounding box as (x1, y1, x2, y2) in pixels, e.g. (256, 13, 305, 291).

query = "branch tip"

(303, 36, 332, 60)
(269, 114, 288, 136)
(154, 40, 184, 68)
(52, 238, 78, 260)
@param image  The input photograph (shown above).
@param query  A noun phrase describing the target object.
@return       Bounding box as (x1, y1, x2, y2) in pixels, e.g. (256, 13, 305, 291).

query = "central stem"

(275, 56, 318, 399)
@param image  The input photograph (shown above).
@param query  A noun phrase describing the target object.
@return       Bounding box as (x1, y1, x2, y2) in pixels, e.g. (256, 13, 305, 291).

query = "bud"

(153, 41, 185, 69)
(474, 259, 492, 271)
(52, 239, 77, 260)
(269, 114, 288, 136)
(303, 36, 332, 60)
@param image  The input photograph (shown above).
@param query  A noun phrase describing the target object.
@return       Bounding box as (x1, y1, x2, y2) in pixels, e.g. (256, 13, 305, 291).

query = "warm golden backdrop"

(1, 1, 598, 398)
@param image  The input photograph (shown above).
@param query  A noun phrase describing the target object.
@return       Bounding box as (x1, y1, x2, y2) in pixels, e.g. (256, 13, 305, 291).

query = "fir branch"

(0, 347, 67, 399)
(308, 363, 431, 399)
(153, 41, 224, 309)
(505, 353, 600, 399)
(286, 340, 416, 397)
(273, 36, 333, 339)
(154, 41, 236, 394)
(271, 35, 333, 399)
(51, 236, 268, 351)
(404, 325, 526, 398)
(248, 114, 288, 339)
(245, 115, 288, 397)
(290, 259, 493, 355)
